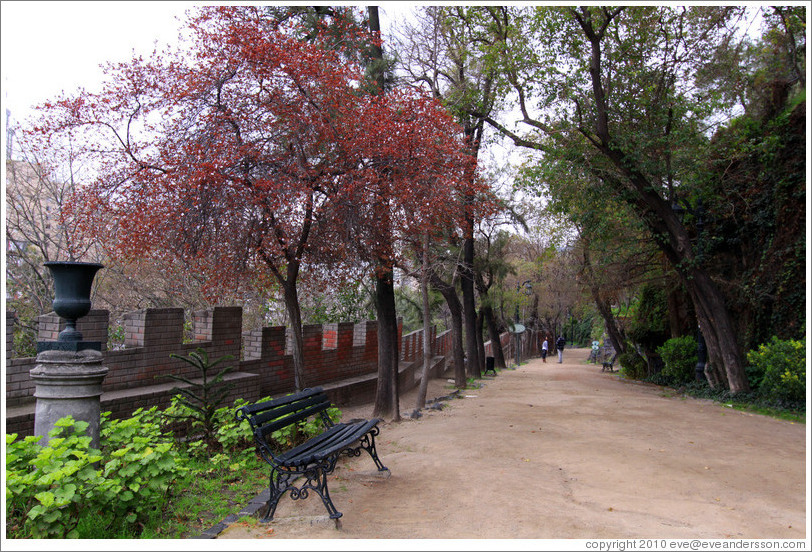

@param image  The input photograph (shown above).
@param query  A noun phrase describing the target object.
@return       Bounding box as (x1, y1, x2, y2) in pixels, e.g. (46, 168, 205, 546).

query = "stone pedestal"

(30, 349, 108, 449)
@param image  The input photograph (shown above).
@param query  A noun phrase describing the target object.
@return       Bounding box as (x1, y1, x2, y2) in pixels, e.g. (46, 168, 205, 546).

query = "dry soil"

(216, 347, 808, 542)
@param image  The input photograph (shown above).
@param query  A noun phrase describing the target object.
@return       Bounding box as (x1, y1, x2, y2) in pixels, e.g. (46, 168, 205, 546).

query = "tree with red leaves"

(30, 6, 478, 393)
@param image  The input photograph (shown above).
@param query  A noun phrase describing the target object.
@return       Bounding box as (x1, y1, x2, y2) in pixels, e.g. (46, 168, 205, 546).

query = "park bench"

(601, 353, 618, 372)
(235, 386, 389, 527)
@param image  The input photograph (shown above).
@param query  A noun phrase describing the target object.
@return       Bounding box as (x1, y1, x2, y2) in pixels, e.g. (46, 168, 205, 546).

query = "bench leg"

(355, 427, 388, 472)
(260, 470, 288, 523)
(307, 466, 343, 521)
(260, 462, 344, 523)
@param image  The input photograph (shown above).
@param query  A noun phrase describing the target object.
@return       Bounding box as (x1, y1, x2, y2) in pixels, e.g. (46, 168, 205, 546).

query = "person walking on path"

(541, 337, 549, 363)
(556, 335, 566, 363)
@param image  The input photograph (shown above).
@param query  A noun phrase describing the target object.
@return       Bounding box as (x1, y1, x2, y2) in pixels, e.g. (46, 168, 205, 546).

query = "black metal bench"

(601, 353, 618, 372)
(235, 387, 388, 526)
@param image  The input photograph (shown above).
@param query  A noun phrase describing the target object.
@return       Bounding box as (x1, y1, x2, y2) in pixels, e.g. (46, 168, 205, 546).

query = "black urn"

(43, 261, 104, 344)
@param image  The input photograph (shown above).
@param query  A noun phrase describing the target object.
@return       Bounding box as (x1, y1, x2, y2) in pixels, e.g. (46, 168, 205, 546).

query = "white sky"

(2, 2, 190, 128)
(0, 1, 416, 141)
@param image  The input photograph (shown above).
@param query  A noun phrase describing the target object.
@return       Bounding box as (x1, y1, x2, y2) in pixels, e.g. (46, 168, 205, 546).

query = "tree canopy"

(28, 6, 480, 390)
(11, 4, 804, 403)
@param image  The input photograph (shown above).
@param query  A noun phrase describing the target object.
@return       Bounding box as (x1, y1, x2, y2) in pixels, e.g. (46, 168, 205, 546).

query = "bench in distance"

(235, 387, 389, 527)
(602, 353, 618, 372)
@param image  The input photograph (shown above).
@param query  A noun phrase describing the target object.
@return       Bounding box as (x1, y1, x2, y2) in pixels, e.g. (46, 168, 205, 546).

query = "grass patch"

(148, 460, 267, 538)
(722, 401, 805, 423)
(644, 375, 805, 423)
(68, 459, 268, 538)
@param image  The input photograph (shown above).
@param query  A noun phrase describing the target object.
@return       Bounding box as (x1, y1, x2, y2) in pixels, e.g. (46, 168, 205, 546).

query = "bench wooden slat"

(252, 397, 332, 436)
(237, 387, 326, 417)
(257, 404, 330, 439)
(278, 419, 380, 467)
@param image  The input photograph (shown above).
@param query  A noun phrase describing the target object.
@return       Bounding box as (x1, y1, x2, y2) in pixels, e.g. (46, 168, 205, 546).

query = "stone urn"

(40, 261, 104, 350)
(33, 261, 107, 446)
(45, 260, 103, 341)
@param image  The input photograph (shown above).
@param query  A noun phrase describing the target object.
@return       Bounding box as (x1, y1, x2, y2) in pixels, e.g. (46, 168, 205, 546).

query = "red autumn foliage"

(28, 6, 492, 387)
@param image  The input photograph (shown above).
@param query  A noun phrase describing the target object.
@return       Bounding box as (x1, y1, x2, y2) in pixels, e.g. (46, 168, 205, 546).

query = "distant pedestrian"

(541, 337, 549, 363)
(556, 335, 566, 363)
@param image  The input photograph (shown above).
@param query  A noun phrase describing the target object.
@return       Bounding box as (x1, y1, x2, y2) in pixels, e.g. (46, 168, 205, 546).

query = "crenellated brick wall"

(36, 309, 110, 351)
(5, 306, 519, 437)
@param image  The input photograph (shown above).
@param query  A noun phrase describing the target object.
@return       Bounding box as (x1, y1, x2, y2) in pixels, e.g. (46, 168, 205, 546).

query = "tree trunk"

(666, 281, 693, 339)
(430, 273, 466, 388)
(372, 265, 401, 421)
(461, 229, 481, 379)
(647, 195, 747, 391)
(481, 303, 507, 369)
(580, 244, 626, 356)
(367, 6, 401, 419)
(416, 234, 432, 411)
(685, 267, 748, 390)
(475, 309, 486, 372)
(593, 290, 626, 356)
(372, 275, 393, 418)
(280, 282, 306, 391)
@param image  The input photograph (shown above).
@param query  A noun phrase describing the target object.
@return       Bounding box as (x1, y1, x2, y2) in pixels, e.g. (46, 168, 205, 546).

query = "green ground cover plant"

(5, 396, 341, 539)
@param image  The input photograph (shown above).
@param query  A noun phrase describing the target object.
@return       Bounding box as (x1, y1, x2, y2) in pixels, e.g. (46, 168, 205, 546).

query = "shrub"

(618, 350, 648, 379)
(213, 398, 256, 457)
(627, 284, 670, 353)
(656, 335, 698, 385)
(745, 362, 767, 391)
(747, 336, 806, 406)
(5, 410, 186, 539)
(5, 394, 344, 538)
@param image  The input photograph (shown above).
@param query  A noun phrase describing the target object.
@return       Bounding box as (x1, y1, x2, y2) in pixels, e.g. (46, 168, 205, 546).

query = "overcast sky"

(2, 2, 187, 126)
(0, 1, 414, 139)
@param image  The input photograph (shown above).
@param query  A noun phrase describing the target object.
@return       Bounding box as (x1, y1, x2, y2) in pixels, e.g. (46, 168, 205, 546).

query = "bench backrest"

(235, 387, 334, 449)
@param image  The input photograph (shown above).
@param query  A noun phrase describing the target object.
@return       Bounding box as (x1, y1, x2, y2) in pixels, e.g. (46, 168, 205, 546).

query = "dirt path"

(217, 348, 808, 541)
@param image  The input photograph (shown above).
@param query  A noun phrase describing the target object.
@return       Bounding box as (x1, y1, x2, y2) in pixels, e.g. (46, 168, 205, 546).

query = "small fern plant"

(160, 348, 236, 449)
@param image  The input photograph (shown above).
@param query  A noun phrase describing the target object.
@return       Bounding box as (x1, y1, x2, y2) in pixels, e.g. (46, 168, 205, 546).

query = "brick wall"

(401, 326, 438, 362)
(37, 309, 110, 351)
(5, 307, 388, 408)
(5, 305, 515, 436)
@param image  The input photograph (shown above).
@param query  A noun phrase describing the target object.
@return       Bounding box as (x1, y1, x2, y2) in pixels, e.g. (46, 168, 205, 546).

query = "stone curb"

(190, 489, 271, 539)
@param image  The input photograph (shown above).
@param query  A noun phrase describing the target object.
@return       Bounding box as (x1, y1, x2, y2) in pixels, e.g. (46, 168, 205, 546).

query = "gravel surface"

(216, 348, 808, 544)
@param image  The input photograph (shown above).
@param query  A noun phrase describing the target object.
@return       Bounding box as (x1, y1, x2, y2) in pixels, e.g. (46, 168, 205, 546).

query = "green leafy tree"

(478, 6, 774, 392)
(474, 228, 515, 370)
(697, 91, 806, 351)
